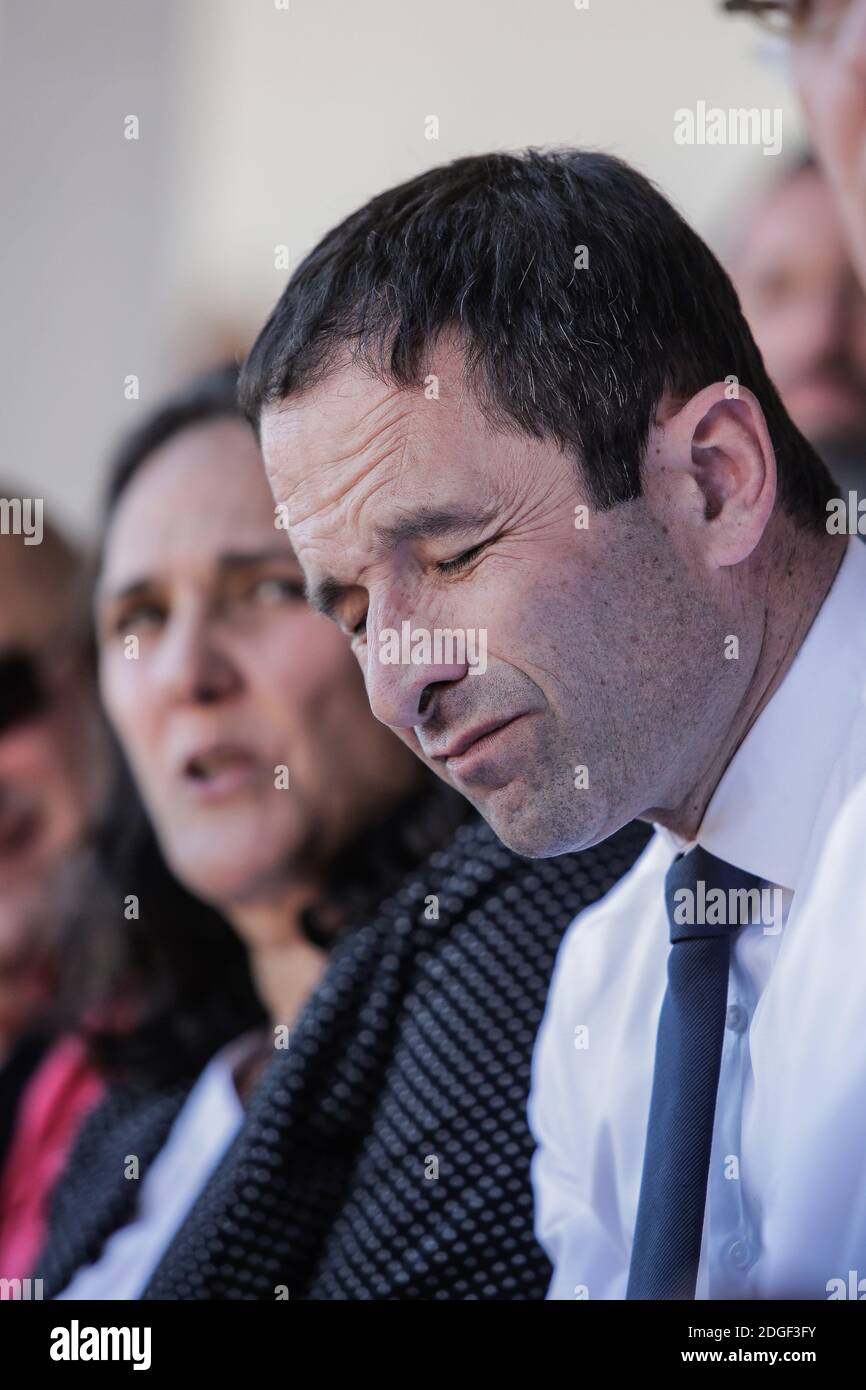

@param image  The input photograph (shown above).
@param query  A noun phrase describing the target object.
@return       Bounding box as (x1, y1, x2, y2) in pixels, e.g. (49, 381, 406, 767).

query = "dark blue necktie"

(626, 844, 766, 1300)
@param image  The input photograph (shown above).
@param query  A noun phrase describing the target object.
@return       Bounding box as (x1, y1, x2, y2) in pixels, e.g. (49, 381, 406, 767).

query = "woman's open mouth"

(181, 745, 261, 801)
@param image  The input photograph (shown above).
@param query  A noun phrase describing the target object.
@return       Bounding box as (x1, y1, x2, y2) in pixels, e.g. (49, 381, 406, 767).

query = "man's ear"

(647, 384, 777, 568)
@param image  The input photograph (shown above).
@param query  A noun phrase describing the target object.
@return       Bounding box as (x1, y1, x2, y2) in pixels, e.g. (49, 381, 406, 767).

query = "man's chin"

(470, 786, 609, 860)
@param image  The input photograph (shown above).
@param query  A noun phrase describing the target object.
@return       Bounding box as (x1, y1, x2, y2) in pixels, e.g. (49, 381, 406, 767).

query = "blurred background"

(0, 0, 805, 538)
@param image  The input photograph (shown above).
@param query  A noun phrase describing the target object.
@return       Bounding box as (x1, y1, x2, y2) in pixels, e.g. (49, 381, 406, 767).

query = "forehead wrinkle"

(308, 401, 430, 558)
(325, 394, 422, 526)
(348, 374, 417, 435)
(313, 398, 416, 482)
(293, 456, 410, 619)
(269, 393, 420, 537)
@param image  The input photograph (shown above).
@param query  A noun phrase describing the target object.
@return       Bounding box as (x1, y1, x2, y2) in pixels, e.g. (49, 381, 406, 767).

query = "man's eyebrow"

(305, 506, 501, 622)
(374, 504, 500, 547)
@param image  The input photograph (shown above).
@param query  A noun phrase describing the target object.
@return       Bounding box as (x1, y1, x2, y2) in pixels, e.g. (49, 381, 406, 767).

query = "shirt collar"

(655, 538, 866, 892)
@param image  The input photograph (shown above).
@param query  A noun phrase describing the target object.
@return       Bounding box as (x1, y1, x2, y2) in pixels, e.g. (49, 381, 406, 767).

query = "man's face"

(732, 167, 866, 447)
(261, 342, 740, 858)
(790, 1, 866, 291)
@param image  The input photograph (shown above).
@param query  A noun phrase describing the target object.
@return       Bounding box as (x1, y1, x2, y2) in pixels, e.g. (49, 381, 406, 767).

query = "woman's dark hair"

(240, 146, 834, 530)
(63, 363, 468, 1088)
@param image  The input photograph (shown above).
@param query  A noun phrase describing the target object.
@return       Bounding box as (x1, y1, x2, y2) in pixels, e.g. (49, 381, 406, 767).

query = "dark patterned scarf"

(38, 815, 651, 1300)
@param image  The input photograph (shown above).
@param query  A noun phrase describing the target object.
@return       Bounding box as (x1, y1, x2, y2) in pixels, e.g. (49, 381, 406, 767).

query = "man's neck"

(650, 530, 848, 843)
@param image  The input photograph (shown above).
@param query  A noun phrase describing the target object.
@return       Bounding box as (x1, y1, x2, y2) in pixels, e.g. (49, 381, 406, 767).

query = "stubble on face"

(259, 343, 740, 857)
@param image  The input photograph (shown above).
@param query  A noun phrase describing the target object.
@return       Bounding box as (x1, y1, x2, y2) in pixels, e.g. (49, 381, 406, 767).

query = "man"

(239, 146, 866, 1295)
(728, 153, 866, 490)
(723, 2, 866, 289)
(238, 148, 866, 1298)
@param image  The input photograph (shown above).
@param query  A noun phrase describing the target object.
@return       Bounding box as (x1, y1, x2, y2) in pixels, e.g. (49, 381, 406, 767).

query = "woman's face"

(96, 417, 421, 911)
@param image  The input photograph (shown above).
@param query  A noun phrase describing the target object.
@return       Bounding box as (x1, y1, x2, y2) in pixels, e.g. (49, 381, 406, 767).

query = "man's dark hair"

(240, 147, 833, 529)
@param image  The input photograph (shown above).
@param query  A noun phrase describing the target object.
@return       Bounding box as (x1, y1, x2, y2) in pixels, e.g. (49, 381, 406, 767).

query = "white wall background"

(1, 0, 803, 539)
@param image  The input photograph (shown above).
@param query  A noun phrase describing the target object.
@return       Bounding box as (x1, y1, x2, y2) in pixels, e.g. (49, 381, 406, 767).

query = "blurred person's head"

(95, 367, 425, 928)
(241, 149, 841, 861)
(0, 498, 104, 1050)
(0, 505, 98, 893)
(81, 365, 462, 1082)
(723, 1, 866, 291)
(727, 154, 866, 479)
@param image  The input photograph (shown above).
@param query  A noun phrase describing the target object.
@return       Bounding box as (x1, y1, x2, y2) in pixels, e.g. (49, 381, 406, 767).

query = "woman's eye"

(113, 603, 165, 635)
(249, 576, 304, 605)
(351, 613, 368, 640)
(437, 542, 486, 575)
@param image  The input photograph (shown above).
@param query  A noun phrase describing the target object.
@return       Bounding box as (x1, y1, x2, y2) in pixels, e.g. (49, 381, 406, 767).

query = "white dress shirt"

(56, 1030, 263, 1300)
(529, 536, 866, 1300)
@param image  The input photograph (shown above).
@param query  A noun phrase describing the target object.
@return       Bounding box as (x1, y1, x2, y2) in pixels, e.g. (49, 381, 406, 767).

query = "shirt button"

(725, 1004, 748, 1033)
(728, 1238, 754, 1270)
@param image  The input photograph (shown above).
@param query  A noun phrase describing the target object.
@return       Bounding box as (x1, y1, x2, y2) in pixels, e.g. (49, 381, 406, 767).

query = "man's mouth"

(426, 713, 528, 779)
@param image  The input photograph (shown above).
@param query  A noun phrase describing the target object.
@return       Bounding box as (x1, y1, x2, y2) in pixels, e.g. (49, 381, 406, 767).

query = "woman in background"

(36, 364, 466, 1298)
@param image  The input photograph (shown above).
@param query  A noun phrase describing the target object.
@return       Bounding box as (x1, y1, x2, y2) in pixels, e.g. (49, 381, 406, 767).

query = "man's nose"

(363, 614, 468, 731)
(153, 614, 242, 706)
